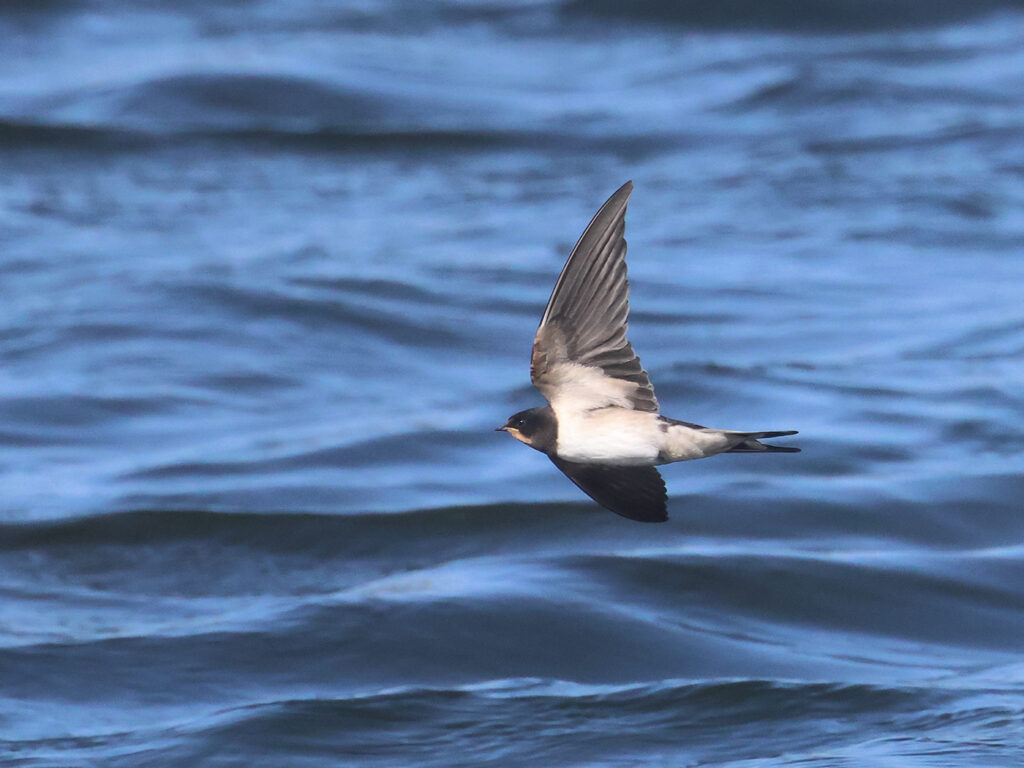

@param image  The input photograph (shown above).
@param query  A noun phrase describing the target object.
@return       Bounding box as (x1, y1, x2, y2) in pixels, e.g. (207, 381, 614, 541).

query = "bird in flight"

(497, 181, 799, 522)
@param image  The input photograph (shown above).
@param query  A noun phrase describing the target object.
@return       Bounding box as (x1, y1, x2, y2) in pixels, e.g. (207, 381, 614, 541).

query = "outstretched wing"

(531, 181, 658, 415)
(549, 456, 667, 523)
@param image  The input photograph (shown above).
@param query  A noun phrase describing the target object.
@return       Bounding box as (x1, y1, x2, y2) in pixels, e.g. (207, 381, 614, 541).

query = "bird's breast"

(554, 408, 662, 466)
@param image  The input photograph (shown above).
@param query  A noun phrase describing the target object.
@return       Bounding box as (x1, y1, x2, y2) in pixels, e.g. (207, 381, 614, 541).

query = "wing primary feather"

(566, 242, 623, 326)
(577, 265, 627, 339)
(557, 226, 622, 323)
(539, 182, 633, 329)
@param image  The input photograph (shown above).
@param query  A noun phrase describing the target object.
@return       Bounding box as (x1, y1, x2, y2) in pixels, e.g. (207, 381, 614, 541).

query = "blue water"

(3, 2, 1024, 765)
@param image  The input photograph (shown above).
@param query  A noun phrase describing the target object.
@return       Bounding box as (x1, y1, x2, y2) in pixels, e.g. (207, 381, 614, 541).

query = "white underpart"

(544, 360, 737, 465)
(659, 423, 733, 463)
(554, 408, 734, 466)
(555, 408, 661, 465)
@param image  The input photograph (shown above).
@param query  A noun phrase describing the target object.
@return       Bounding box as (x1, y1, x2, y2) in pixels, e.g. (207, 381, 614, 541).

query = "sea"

(2, 1, 1024, 765)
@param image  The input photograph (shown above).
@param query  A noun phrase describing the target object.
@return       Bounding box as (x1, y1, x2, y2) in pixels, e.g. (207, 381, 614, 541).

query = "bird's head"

(496, 407, 554, 451)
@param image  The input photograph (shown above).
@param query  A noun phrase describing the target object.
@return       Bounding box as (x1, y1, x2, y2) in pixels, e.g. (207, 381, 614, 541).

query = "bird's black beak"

(495, 425, 508, 432)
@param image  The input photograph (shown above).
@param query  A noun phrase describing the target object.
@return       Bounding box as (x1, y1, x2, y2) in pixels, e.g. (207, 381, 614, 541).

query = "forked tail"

(723, 430, 800, 453)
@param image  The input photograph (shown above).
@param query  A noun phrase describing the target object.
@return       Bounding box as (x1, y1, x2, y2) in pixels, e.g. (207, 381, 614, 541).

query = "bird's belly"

(555, 410, 661, 466)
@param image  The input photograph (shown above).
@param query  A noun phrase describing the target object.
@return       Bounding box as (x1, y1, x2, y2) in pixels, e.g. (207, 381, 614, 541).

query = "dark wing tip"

(629, 508, 669, 523)
(605, 180, 634, 212)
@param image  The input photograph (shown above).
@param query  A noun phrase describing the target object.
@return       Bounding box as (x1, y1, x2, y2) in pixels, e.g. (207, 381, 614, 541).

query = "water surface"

(2, 1, 1024, 765)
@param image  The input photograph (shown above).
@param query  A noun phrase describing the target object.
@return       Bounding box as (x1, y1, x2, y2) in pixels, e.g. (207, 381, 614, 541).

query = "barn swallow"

(498, 181, 799, 522)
